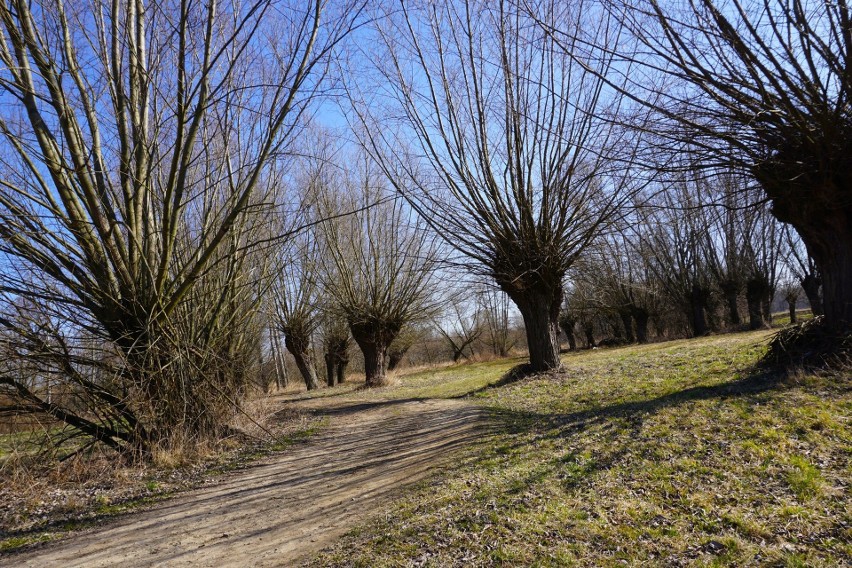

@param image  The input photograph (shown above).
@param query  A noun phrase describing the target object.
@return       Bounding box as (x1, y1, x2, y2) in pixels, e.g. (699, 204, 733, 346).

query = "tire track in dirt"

(7, 398, 491, 567)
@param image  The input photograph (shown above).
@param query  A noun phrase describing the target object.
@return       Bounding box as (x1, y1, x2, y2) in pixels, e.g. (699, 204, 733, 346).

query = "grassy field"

(310, 330, 852, 567)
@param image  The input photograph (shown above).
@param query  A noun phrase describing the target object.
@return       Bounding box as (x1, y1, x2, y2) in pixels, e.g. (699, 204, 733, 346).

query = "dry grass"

(309, 330, 852, 567)
(0, 392, 321, 552)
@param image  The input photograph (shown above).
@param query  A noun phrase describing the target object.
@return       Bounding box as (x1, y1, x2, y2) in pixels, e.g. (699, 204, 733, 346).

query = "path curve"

(7, 398, 489, 567)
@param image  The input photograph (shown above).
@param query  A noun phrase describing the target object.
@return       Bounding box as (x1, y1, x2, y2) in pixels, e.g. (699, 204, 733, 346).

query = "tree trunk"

(510, 288, 562, 372)
(284, 334, 319, 391)
(620, 312, 635, 343)
(817, 247, 852, 330)
(721, 282, 741, 326)
(584, 322, 596, 348)
(788, 300, 797, 324)
(559, 315, 577, 351)
(360, 341, 389, 387)
(335, 339, 349, 385)
(336, 357, 348, 385)
(801, 273, 823, 316)
(689, 284, 709, 337)
(610, 316, 624, 340)
(762, 297, 774, 325)
(634, 309, 649, 344)
(746, 278, 769, 330)
(452, 346, 464, 362)
(563, 324, 577, 351)
(350, 321, 398, 387)
(325, 352, 335, 387)
(759, 177, 849, 329)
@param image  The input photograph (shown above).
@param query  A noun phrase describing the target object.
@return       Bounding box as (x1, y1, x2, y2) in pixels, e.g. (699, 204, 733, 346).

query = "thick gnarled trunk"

(633, 309, 650, 344)
(720, 281, 741, 326)
(746, 277, 770, 330)
(816, 244, 852, 330)
(801, 273, 823, 316)
(559, 314, 577, 351)
(349, 320, 399, 387)
(761, 176, 851, 332)
(284, 334, 319, 391)
(324, 337, 349, 386)
(620, 312, 635, 343)
(507, 286, 562, 373)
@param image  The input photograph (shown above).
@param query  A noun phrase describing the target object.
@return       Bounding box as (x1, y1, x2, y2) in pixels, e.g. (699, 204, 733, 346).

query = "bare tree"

(317, 158, 439, 387)
(597, 0, 852, 335)
(434, 291, 485, 363)
(273, 234, 321, 391)
(348, 0, 646, 373)
(477, 286, 518, 357)
(0, 0, 363, 456)
(783, 226, 823, 316)
(572, 225, 664, 345)
(699, 177, 752, 327)
(742, 206, 785, 329)
(319, 313, 351, 387)
(779, 279, 803, 325)
(635, 183, 716, 337)
(387, 325, 423, 371)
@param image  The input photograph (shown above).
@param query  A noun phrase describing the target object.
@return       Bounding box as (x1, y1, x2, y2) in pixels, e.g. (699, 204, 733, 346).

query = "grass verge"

(309, 331, 852, 567)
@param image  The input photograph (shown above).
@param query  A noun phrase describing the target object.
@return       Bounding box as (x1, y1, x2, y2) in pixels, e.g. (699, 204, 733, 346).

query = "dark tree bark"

(755, 159, 852, 331)
(801, 273, 823, 317)
(620, 312, 635, 343)
(284, 334, 319, 391)
(633, 309, 650, 344)
(505, 286, 562, 372)
(720, 281, 741, 327)
(349, 320, 399, 387)
(584, 321, 596, 348)
(336, 353, 348, 385)
(559, 313, 577, 351)
(322, 327, 350, 386)
(746, 277, 771, 330)
(789, 300, 798, 324)
(609, 315, 624, 340)
(689, 284, 709, 337)
(324, 353, 335, 387)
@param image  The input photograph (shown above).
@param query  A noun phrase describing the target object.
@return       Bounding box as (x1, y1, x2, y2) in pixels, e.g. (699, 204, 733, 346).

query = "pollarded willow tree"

(0, 0, 364, 456)
(350, 0, 647, 373)
(317, 158, 440, 387)
(610, 0, 852, 334)
(273, 233, 321, 391)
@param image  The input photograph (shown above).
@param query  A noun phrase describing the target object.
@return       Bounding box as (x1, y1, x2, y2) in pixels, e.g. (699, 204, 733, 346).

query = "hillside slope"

(311, 331, 851, 567)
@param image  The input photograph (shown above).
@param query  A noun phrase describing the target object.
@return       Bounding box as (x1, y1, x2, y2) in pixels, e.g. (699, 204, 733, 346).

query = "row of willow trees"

(1, 0, 849, 459)
(562, 177, 818, 347)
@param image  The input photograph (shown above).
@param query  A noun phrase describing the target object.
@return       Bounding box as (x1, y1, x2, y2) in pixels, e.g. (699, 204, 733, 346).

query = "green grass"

(309, 330, 852, 567)
(0, 533, 54, 552)
(771, 308, 814, 327)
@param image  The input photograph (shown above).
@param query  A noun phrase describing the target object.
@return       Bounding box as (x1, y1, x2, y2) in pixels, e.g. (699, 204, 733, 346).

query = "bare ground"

(5, 396, 491, 567)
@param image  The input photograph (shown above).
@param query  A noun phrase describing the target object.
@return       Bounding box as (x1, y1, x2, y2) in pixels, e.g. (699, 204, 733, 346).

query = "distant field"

(310, 330, 852, 567)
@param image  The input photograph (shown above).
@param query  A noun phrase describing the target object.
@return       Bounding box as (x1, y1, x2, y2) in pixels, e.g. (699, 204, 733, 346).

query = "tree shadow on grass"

(455, 362, 538, 396)
(469, 367, 799, 468)
(460, 367, 798, 514)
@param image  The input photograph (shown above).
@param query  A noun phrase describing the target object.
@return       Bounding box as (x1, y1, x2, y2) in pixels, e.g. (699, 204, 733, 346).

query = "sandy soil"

(6, 396, 490, 567)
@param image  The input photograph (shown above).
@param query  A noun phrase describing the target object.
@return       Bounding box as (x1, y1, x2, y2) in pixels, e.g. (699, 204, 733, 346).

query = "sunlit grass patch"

(308, 330, 852, 566)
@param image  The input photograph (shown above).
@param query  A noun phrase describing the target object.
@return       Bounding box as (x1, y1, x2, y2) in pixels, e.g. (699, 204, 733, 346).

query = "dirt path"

(7, 397, 490, 567)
